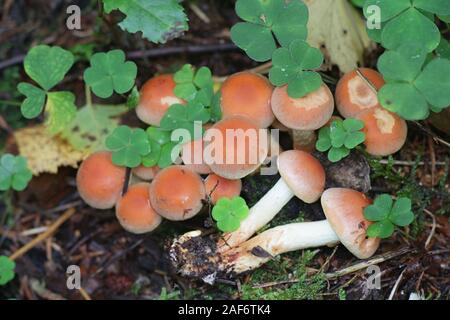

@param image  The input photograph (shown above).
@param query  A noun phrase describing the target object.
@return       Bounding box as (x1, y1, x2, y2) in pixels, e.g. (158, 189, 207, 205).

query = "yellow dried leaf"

(14, 125, 88, 175)
(305, 0, 375, 73)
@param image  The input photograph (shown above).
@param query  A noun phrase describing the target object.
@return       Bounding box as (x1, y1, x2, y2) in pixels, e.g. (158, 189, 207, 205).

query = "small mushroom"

(132, 165, 160, 181)
(204, 174, 242, 205)
(181, 128, 212, 175)
(116, 183, 162, 234)
(217, 188, 379, 274)
(149, 165, 206, 221)
(335, 68, 385, 118)
(204, 116, 268, 179)
(218, 150, 325, 252)
(356, 107, 408, 156)
(221, 72, 275, 128)
(271, 84, 334, 151)
(136, 74, 184, 126)
(76, 151, 125, 209)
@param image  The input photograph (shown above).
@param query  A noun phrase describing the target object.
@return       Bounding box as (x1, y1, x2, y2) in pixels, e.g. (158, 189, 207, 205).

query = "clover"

(377, 44, 450, 120)
(212, 196, 250, 232)
(230, 0, 309, 62)
(105, 125, 151, 168)
(0, 154, 33, 192)
(17, 45, 77, 134)
(84, 49, 137, 98)
(364, 194, 415, 239)
(0, 256, 15, 286)
(363, 0, 450, 53)
(269, 40, 324, 98)
(316, 119, 366, 163)
(141, 127, 181, 169)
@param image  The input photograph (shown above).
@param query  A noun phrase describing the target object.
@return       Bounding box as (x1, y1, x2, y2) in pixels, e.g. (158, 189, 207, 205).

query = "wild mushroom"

(76, 151, 125, 209)
(217, 150, 325, 252)
(116, 182, 162, 234)
(149, 165, 206, 221)
(204, 116, 268, 179)
(136, 74, 184, 126)
(335, 68, 385, 118)
(356, 107, 408, 156)
(204, 174, 242, 205)
(181, 125, 212, 175)
(132, 165, 160, 181)
(217, 188, 380, 274)
(271, 84, 334, 151)
(220, 72, 275, 128)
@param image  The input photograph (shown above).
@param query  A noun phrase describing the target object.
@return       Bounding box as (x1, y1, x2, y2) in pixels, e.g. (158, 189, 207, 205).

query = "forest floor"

(0, 0, 449, 300)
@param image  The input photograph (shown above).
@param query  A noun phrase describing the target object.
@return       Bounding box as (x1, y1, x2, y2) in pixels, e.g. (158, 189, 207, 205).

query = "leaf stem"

(0, 100, 21, 107)
(122, 167, 132, 196)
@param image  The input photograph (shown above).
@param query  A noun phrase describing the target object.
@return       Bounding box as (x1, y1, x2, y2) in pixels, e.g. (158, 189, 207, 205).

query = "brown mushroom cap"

(136, 74, 184, 126)
(336, 68, 385, 118)
(132, 165, 160, 181)
(221, 72, 275, 128)
(321, 188, 380, 259)
(356, 107, 408, 156)
(271, 84, 334, 130)
(204, 174, 242, 205)
(116, 183, 162, 234)
(204, 116, 268, 179)
(277, 150, 326, 203)
(149, 166, 206, 221)
(76, 151, 125, 209)
(181, 138, 212, 175)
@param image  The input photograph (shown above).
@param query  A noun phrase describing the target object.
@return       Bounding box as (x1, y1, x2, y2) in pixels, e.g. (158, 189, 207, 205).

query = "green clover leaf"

(45, 91, 77, 135)
(212, 196, 249, 232)
(84, 49, 137, 98)
(231, 0, 309, 62)
(363, 1, 445, 52)
(141, 127, 181, 168)
(17, 83, 46, 119)
(0, 256, 16, 286)
(126, 86, 140, 109)
(0, 154, 33, 192)
(174, 64, 215, 104)
(316, 119, 365, 163)
(160, 102, 210, 138)
(364, 194, 415, 238)
(105, 125, 151, 168)
(269, 40, 324, 98)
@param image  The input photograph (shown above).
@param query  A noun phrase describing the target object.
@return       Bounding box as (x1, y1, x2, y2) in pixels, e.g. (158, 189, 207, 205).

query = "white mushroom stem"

(218, 178, 294, 252)
(221, 220, 339, 274)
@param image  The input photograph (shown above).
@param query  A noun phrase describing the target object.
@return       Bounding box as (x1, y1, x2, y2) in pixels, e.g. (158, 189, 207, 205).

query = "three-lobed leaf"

(0, 256, 16, 286)
(212, 196, 249, 232)
(17, 83, 46, 119)
(0, 154, 33, 192)
(45, 91, 77, 134)
(160, 102, 210, 138)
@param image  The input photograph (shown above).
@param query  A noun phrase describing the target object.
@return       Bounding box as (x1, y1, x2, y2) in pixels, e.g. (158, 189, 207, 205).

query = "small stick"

(79, 287, 92, 300)
(378, 160, 447, 166)
(9, 208, 76, 261)
(189, 3, 210, 24)
(122, 167, 132, 196)
(424, 209, 436, 250)
(388, 268, 406, 300)
(213, 62, 273, 82)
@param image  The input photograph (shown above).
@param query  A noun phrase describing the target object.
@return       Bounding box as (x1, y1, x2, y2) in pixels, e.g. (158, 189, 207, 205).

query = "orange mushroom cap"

(271, 84, 334, 130)
(136, 74, 184, 126)
(116, 183, 162, 234)
(335, 68, 385, 118)
(181, 137, 212, 175)
(76, 151, 125, 209)
(204, 116, 268, 179)
(221, 72, 275, 128)
(356, 107, 408, 156)
(149, 166, 206, 221)
(132, 165, 160, 181)
(204, 174, 242, 205)
(321, 188, 380, 259)
(277, 150, 326, 203)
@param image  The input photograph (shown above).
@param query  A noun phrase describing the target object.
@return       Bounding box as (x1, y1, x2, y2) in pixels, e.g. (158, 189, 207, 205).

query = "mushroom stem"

(291, 129, 317, 152)
(222, 220, 339, 274)
(218, 178, 294, 252)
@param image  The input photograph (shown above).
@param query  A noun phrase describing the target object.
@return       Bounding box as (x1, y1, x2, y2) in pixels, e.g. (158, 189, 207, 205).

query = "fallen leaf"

(305, 0, 375, 73)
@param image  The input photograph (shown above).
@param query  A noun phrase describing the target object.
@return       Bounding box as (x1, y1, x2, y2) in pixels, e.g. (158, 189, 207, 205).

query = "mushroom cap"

(277, 150, 325, 203)
(204, 116, 268, 179)
(132, 165, 160, 181)
(116, 183, 162, 234)
(149, 166, 206, 221)
(271, 84, 334, 130)
(356, 107, 408, 156)
(136, 74, 184, 126)
(204, 174, 242, 205)
(76, 151, 125, 209)
(336, 68, 385, 118)
(221, 72, 275, 128)
(181, 138, 212, 175)
(321, 188, 380, 259)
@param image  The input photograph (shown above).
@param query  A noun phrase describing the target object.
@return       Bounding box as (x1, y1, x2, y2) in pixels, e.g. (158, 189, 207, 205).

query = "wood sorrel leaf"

(17, 83, 46, 119)
(0, 154, 33, 192)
